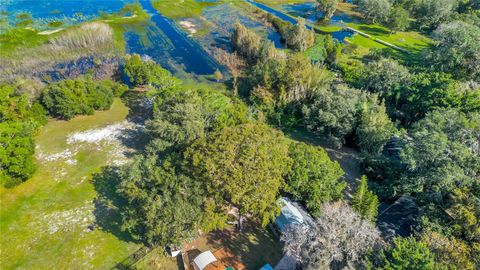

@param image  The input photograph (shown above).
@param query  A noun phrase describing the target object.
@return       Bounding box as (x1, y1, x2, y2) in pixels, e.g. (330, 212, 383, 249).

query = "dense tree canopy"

(387, 5, 410, 32)
(187, 123, 292, 227)
(399, 109, 480, 198)
(377, 237, 435, 270)
(302, 84, 364, 148)
(286, 142, 345, 216)
(426, 21, 480, 80)
(0, 84, 47, 187)
(285, 19, 315, 52)
(357, 0, 392, 23)
(421, 230, 476, 270)
(356, 95, 396, 154)
(124, 54, 179, 88)
(145, 87, 248, 153)
(41, 77, 126, 119)
(117, 154, 206, 246)
(413, 0, 457, 30)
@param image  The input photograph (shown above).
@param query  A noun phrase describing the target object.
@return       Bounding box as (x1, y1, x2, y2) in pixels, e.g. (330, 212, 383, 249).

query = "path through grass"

(0, 99, 141, 269)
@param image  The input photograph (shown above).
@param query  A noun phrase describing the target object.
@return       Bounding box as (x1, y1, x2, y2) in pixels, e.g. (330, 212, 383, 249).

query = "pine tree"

(352, 175, 379, 222)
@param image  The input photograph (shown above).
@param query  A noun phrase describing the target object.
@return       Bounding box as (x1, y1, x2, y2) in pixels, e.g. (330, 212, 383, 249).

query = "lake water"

(2, 0, 354, 77)
(1, 0, 221, 76)
(197, 3, 283, 53)
(1, 0, 134, 26)
(244, 0, 355, 42)
(124, 0, 220, 75)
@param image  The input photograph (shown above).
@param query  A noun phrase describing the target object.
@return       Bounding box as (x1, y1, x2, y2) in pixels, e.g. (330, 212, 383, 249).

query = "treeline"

(319, 0, 480, 33)
(226, 20, 480, 269)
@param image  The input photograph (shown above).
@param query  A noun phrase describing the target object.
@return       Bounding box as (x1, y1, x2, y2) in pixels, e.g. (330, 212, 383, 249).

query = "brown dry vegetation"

(0, 22, 118, 81)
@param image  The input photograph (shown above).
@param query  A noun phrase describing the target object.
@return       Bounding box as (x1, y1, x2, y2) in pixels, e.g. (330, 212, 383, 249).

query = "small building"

(193, 251, 218, 270)
(274, 197, 314, 233)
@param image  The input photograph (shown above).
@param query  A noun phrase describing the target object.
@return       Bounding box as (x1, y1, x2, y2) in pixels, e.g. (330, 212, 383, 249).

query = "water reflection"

(124, 0, 220, 75)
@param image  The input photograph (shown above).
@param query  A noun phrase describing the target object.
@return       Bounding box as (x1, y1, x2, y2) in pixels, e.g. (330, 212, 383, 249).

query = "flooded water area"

(1, 0, 357, 79)
(1, 0, 135, 29)
(245, 0, 357, 42)
(124, 0, 220, 76)
(196, 3, 283, 52)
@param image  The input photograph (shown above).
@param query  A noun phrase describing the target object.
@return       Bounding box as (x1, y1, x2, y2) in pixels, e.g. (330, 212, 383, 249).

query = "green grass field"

(0, 99, 141, 269)
(345, 22, 432, 53)
(151, 0, 220, 19)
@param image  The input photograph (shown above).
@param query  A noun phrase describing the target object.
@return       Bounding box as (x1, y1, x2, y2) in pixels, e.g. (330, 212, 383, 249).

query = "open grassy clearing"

(0, 99, 141, 270)
(345, 22, 432, 53)
(151, 0, 220, 19)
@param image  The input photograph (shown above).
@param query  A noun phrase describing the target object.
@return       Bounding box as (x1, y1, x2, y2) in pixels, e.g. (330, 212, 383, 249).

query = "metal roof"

(193, 251, 217, 270)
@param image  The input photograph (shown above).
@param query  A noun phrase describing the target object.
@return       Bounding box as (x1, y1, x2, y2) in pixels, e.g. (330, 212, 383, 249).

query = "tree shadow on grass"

(92, 166, 140, 244)
(357, 25, 390, 36)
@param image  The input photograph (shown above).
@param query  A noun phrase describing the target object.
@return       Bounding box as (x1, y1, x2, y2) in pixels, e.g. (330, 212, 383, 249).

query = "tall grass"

(0, 22, 117, 82)
(49, 22, 113, 51)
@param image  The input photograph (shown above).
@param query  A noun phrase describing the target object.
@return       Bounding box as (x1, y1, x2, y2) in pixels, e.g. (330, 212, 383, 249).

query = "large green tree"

(317, 0, 340, 20)
(426, 21, 480, 80)
(399, 109, 480, 198)
(357, 0, 392, 23)
(356, 95, 396, 154)
(302, 84, 365, 148)
(285, 19, 315, 52)
(387, 5, 410, 32)
(0, 84, 47, 187)
(124, 54, 179, 88)
(378, 237, 435, 270)
(117, 154, 206, 246)
(187, 123, 292, 228)
(413, 0, 457, 30)
(145, 88, 248, 153)
(42, 77, 126, 120)
(286, 142, 345, 216)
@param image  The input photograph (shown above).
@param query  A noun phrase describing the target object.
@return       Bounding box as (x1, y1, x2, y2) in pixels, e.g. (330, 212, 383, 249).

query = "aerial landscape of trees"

(1, 0, 479, 269)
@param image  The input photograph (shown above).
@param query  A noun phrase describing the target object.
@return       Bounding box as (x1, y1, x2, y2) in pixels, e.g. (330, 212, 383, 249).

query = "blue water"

(245, 0, 298, 25)
(245, 0, 355, 42)
(124, 0, 219, 75)
(1, 0, 134, 26)
(282, 2, 357, 25)
(199, 3, 283, 52)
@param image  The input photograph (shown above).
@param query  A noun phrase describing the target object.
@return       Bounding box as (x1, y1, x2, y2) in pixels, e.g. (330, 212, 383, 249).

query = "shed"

(275, 197, 313, 233)
(193, 251, 218, 270)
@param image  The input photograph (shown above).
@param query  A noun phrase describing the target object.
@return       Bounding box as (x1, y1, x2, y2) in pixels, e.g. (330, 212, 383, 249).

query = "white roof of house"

(193, 251, 217, 270)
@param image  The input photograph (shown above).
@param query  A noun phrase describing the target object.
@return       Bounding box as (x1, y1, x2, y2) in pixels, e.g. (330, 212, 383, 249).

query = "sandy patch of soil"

(38, 28, 64, 35)
(179, 20, 198, 35)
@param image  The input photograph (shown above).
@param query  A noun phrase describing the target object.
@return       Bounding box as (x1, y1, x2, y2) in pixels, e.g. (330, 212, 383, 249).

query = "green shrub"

(123, 54, 178, 88)
(41, 77, 126, 119)
(0, 84, 46, 187)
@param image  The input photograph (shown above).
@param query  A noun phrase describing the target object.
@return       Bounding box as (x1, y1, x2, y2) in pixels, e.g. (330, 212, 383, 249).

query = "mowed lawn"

(0, 99, 140, 269)
(345, 22, 432, 53)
